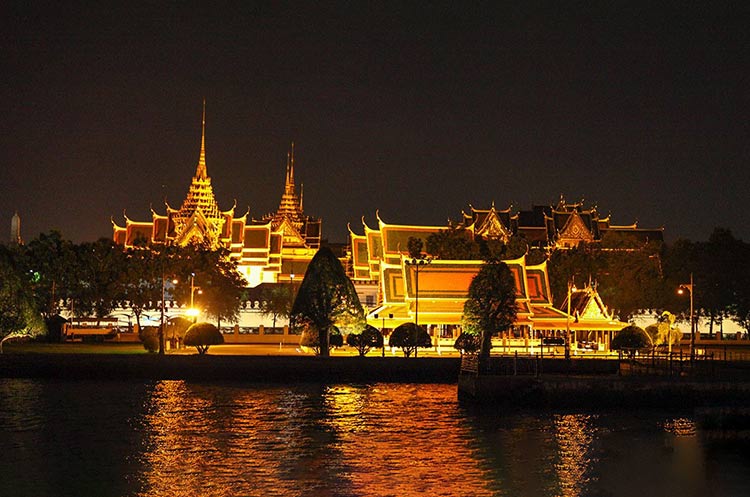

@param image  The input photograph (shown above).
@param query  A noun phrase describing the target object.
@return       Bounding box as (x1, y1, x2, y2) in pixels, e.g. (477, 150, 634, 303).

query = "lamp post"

(289, 273, 295, 335)
(678, 273, 695, 362)
(565, 280, 573, 360)
(188, 273, 202, 323)
(405, 256, 432, 357)
(159, 275, 178, 355)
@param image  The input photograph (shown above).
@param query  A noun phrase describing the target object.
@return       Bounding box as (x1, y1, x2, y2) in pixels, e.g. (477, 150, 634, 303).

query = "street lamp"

(565, 280, 575, 360)
(159, 276, 178, 355)
(188, 273, 202, 322)
(678, 273, 695, 362)
(289, 273, 295, 335)
(405, 256, 432, 357)
(375, 312, 393, 357)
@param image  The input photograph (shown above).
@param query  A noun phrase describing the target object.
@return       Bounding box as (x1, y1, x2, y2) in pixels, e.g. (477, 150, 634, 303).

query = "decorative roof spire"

(285, 141, 296, 195)
(195, 99, 207, 180)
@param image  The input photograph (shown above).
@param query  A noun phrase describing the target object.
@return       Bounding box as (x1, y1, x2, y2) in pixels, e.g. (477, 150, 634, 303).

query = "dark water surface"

(2, 379, 749, 497)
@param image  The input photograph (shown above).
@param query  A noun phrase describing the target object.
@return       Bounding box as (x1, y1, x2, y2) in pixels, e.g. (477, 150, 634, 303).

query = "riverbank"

(0, 353, 462, 383)
(458, 371, 750, 407)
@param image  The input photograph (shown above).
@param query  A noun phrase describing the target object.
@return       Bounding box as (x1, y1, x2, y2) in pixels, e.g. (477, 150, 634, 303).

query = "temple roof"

(171, 102, 226, 247)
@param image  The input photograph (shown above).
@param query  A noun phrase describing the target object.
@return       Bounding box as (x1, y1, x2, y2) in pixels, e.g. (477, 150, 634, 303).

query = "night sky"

(2, 3, 748, 245)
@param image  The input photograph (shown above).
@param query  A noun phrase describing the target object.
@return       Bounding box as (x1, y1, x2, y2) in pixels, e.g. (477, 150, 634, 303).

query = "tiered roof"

(168, 103, 228, 247)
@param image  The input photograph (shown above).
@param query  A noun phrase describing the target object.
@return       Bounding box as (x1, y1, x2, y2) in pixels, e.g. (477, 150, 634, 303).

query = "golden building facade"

(112, 106, 320, 287)
(350, 212, 627, 349)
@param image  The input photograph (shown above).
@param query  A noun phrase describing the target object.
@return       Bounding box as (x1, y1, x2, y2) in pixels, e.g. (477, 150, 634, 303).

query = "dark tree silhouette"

(290, 247, 365, 356)
(462, 260, 518, 358)
(183, 322, 224, 354)
(346, 324, 384, 356)
(388, 322, 432, 357)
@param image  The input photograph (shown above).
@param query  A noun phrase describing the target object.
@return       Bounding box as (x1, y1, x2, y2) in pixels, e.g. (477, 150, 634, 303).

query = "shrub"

(346, 324, 384, 356)
(453, 332, 480, 354)
(139, 326, 159, 353)
(611, 325, 651, 359)
(183, 322, 224, 354)
(300, 323, 343, 355)
(388, 323, 432, 357)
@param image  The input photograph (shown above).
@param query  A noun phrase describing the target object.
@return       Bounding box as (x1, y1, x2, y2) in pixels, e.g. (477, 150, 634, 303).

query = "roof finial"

(289, 141, 295, 186)
(285, 151, 291, 185)
(299, 183, 304, 211)
(196, 99, 208, 180)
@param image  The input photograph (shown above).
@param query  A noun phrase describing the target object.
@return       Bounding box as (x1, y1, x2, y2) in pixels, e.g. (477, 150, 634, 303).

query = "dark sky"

(2, 3, 748, 245)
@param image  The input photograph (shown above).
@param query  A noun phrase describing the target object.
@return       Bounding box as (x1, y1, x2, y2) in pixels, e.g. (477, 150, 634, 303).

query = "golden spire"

(289, 141, 295, 188)
(195, 99, 207, 180)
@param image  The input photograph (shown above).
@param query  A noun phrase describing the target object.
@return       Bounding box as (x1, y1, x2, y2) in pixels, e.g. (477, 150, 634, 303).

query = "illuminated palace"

(112, 107, 321, 288)
(350, 202, 661, 350)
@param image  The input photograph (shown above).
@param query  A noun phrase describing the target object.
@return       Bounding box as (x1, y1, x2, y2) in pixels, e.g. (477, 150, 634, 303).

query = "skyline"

(2, 4, 748, 244)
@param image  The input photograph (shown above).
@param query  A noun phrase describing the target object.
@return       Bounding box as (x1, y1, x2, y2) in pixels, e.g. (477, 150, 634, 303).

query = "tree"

(139, 326, 160, 353)
(120, 247, 161, 331)
(192, 249, 247, 328)
(388, 322, 432, 357)
(71, 238, 127, 321)
(462, 260, 518, 358)
(165, 316, 192, 347)
(290, 247, 365, 357)
(259, 284, 294, 331)
(346, 324, 384, 356)
(611, 325, 652, 359)
(183, 322, 224, 354)
(21, 231, 76, 319)
(300, 324, 344, 354)
(426, 226, 478, 260)
(0, 245, 33, 338)
(548, 239, 665, 321)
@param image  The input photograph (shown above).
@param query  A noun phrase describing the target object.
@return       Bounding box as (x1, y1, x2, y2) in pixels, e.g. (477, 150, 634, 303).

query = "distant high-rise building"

(10, 211, 22, 246)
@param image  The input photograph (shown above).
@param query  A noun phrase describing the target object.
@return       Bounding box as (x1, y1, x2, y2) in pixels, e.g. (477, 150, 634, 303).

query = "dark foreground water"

(1, 379, 749, 497)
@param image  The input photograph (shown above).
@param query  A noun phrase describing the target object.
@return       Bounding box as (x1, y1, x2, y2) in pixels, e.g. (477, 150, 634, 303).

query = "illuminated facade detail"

(462, 203, 512, 242)
(556, 210, 594, 247)
(523, 197, 663, 249)
(461, 197, 664, 249)
(112, 107, 320, 287)
(350, 213, 627, 349)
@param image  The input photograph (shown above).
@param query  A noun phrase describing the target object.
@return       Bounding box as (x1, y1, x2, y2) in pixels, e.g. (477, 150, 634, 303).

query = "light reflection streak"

(136, 382, 496, 497)
(552, 414, 597, 497)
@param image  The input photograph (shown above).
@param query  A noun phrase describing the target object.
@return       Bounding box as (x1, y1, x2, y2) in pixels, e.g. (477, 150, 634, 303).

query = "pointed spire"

(289, 142, 295, 186)
(299, 183, 304, 211)
(195, 99, 207, 180)
(285, 151, 291, 187)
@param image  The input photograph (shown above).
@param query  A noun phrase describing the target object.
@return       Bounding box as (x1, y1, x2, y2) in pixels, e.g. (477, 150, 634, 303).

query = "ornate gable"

(276, 217, 306, 247)
(557, 211, 593, 247)
(475, 206, 511, 241)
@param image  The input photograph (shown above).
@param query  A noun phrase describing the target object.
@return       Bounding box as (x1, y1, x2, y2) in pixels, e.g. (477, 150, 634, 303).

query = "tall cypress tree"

(291, 247, 365, 356)
(462, 260, 518, 359)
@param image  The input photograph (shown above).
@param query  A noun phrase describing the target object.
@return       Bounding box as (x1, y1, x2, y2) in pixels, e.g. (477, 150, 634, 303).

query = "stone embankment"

(0, 354, 462, 384)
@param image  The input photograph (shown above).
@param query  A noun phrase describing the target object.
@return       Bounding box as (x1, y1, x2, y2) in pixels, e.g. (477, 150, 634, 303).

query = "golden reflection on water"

(552, 414, 597, 497)
(322, 384, 497, 496)
(137, 382, 496, 497)
(132, 381, 725, 497)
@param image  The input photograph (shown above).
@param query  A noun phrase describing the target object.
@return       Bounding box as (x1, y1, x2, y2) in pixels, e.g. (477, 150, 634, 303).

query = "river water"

(1, 379, 749, 497)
